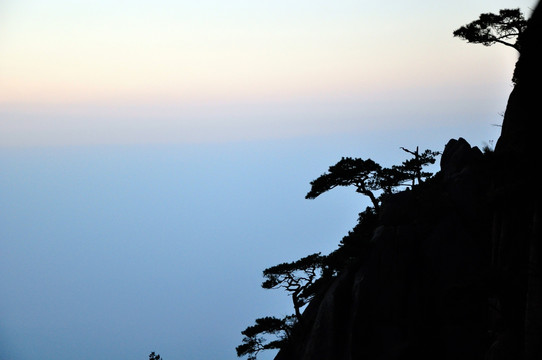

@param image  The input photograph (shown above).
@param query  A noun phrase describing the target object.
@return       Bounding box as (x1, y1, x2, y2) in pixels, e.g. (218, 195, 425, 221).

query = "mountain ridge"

(273, 2, 542, 359)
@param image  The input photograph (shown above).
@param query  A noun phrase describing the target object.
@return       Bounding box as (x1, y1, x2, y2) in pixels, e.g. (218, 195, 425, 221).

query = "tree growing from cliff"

(236, 315, 296, 360)
(237, 255, 327, 359)
(305, 157, 388, 211)
(453, 8, 527, 51)
(396, 147, 440, 186)
(238, 147, 440, 359)
(262, 253, 325, 322)
(149, 352, 162, 360)
(305, 148, 439, 211)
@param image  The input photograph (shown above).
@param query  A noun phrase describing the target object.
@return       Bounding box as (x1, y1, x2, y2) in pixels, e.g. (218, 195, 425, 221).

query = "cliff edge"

(275, 2, 541, 359)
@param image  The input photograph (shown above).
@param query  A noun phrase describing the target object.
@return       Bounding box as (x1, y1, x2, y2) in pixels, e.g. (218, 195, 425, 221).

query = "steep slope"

(274, 2, 541, 359)
(490, 0, 542, 358)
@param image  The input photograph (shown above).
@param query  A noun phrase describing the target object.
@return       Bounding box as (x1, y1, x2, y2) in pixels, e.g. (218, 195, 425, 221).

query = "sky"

(0, 0, 537, 359)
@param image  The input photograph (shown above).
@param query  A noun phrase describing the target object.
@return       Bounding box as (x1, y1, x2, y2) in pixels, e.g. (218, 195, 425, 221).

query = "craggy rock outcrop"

(275, 2, 541, 359)
(276, 138, 491, 360)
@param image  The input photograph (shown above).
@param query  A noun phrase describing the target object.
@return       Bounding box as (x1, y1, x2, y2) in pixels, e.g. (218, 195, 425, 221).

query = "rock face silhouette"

(274, 2, 542, 360)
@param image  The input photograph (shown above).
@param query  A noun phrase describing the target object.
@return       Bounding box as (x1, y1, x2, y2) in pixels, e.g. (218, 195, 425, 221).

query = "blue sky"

(0, 0, 537, 359)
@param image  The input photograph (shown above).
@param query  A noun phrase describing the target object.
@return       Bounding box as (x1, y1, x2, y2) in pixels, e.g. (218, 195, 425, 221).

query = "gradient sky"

(0, 0, 537, 359)
(0, 0, 534, 146)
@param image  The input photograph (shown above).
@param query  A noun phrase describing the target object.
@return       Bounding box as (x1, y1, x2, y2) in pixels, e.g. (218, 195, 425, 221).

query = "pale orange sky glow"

(0, 0, 535, 146)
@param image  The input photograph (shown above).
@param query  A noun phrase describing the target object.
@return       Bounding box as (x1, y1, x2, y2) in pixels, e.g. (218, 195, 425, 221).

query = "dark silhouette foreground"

(238, 2, 542, 359)
(270, 2, 542, 359)
(453, 8, 527, 51)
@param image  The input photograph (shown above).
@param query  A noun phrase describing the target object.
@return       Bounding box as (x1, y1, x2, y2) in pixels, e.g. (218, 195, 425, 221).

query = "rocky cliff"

(274, 2, 542, 359)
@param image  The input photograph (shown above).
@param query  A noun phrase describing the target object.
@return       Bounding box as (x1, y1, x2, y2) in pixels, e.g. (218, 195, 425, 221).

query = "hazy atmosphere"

(0, 0, 536, 359)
